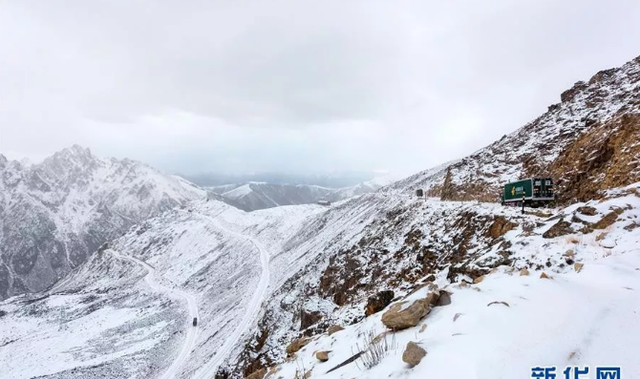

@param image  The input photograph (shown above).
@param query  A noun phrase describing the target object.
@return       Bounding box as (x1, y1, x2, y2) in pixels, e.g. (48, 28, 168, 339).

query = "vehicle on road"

(502, 177, 555, 207)
(192, 317, 198, 327)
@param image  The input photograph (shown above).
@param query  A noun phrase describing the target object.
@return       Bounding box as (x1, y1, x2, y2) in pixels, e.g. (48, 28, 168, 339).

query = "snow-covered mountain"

(0, 145, 206, 300)
(385, 54, 640, 205)
(206, 177, 390, 212)
(1, 54, 640, 379)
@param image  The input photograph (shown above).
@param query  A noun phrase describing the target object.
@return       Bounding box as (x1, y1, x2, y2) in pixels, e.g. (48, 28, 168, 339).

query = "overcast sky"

(2, 1, 640, 177)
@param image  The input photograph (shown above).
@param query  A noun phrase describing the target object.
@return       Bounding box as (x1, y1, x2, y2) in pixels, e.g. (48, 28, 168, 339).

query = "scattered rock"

(419, 324, 427, 333)
(453, 313, 463, 322)
(382, 296, 432, 330)
(543, 220, 575, 239)
(624, 222, 640, 231)
(327, 325, 344, 336)
(402, 342, 427, 366)
(435, 291, 452, 306)
(563, 249, 576, 258)
(473, 275, 485, 284)
(596, 232, 607, 241)
(487, 301, 510, 307)
(245, 368, 267, 379)
(286, 337, 310, 355)
(593, 211, 619, 229)
(577, 206, 597, 216)
(519, 268, 530, 276)
(365, 290, 395, 316)
(540, 272, 551, 279)
(315, 351, 330, 362)
(574, 263, 584, 273)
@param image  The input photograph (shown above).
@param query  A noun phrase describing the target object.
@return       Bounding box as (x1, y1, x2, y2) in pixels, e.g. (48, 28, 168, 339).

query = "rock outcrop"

(286, 338, 310, 355)
(365, 290, 395, 316)
(543, 220, 575, 238)
(245, 368, 266, 379)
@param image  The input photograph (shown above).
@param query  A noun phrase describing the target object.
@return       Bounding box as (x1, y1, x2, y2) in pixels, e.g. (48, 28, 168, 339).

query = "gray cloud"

(2, 0, 640, 176)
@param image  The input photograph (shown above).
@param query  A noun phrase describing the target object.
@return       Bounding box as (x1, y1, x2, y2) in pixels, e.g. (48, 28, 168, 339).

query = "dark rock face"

(561, 81, 588, 103)
(365, 290, 395, 316)
(300, 310, 323, 330)
(0, 145, 204, 300)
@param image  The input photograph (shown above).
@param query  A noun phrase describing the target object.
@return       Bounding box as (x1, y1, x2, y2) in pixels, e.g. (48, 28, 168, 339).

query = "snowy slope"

(252, 183, 640, 379)
(275, 251, 640, 379)
(0, 145, 206, 299)
(0, 247, 188, 379)
(383, 55, 640, 203)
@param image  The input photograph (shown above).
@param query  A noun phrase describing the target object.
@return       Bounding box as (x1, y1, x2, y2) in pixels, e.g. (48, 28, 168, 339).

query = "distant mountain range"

(182, 171, 384, 188)
(206, 177, 390, 212)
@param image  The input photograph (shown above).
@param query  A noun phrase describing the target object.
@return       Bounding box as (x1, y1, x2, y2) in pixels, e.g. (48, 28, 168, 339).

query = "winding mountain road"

(191, 210, 271, 379)
(110, 249, 199, 379)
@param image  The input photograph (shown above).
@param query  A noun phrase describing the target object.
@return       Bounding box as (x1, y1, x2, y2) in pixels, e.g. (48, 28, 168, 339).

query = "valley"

(0, 54, 639, 379)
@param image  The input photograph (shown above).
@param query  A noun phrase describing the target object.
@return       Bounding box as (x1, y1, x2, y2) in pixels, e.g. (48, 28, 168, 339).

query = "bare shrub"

(353, 329, 397, 370)
(294, 357, 311, 379)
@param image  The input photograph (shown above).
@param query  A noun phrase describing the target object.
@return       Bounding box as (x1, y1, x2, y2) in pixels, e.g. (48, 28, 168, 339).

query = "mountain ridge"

(0, 145, 206, 299)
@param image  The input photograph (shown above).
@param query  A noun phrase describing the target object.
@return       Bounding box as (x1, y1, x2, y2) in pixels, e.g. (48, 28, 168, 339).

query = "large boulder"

(286, 337, 310, 355)
(402, 342, 427, 366)
(365, 290, 395, 316)
(381, 292, 441, 330)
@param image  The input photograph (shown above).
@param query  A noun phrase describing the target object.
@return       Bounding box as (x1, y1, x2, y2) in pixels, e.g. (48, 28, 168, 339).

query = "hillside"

(385, 55, 640, 205)
(0, 54, 639, 379)
(230, 54, 640, 377)
(0, 145, 206, 299)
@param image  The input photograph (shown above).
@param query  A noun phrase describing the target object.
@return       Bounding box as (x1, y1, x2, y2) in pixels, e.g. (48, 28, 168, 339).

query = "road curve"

(110, 249, 199, 379)
(191, 211, 271, 379)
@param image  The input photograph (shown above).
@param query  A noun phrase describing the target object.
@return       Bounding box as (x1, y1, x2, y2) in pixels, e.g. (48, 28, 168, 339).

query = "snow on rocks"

(272, 250, 640, 379)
